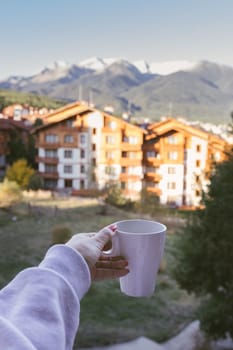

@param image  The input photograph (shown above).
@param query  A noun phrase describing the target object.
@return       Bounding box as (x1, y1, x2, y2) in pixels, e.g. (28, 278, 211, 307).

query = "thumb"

(94, 227, 114, 250)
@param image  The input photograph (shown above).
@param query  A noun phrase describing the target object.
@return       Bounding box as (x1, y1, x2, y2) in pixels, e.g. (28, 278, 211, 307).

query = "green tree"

(6, 159, 35, 189)
(173, 148, 233, 339)
(7, 129, 37, 168)
(7, 129, 27, 165)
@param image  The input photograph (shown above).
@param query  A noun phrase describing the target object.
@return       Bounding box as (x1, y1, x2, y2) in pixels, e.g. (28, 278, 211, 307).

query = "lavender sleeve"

(0, 244, 91, 350)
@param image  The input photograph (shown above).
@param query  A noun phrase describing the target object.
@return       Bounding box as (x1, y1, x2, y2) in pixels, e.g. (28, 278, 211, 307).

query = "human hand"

(66, 228, 129, 281)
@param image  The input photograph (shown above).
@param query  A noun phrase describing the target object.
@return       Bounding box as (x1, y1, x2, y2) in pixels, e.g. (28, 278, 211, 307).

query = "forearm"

(0, 245, 91, 350)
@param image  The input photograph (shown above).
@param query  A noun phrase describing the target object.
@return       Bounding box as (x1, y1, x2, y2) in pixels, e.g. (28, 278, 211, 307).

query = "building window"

(93, 128, 97, 135)
(196, 159, 201, 167)
(45, 149, 57, 158)
(167, 135, 177, 144)
(146, 181, 159, 188)
(106, 135, 116, 144)
(66, 119, 74, 128)
(168, 151, 178, 160)
(64, 150, 72, 158)
(146, 166, 159, 173)
(108, 121, 117, 129)
(45, 134, 58, 143)
(92, 158, 96, 166)
(64, 179, 73, 188)
(80, 179, 85, 189)
(64, 135, 73, 143)
(81, 149, 85, 158)
(92, 144, 96, 151)
(128, 166, 139, 175)
(128, 136, 138, 144)
(128, 152, 137, 159)
(196, 144, 201, 152)
(45, 164, 57, 173)
(167, 182, 176, 190)
(81, 165, 85, 174)
(64, 165, 72, 173)
(44, 179, 57, 189)
(195, 190, 201, 197)
(168, 166, 176, 174)
(146, 151, 156, 158)
(105, 166, 116, 175)
(80, 134, 86, 144)
(106, 151, 115, 159)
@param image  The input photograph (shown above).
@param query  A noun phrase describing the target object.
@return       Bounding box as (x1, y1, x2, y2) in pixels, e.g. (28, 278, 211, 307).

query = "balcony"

(146, 187, 162, 196)
(144, 158, 162, 166)
(144, 173, 162, 181)
(121, 143, 142, 151)
(36, 156, 58, 164)
(120, 173, 142, 181)
(121, 158, 142, 166)
(37, 142, 60, 149)
(39, 171, 59, 179)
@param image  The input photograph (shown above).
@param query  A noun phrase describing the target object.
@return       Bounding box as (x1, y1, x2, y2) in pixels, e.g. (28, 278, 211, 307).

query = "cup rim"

(115, 219, 167, 235)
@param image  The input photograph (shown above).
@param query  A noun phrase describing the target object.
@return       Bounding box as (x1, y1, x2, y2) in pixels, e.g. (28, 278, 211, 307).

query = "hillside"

(0, 89, 65, 111)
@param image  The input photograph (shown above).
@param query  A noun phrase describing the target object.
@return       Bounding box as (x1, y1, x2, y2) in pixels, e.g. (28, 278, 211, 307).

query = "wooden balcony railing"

(36, 156, 58, 164)
(39, 171, 59, 179)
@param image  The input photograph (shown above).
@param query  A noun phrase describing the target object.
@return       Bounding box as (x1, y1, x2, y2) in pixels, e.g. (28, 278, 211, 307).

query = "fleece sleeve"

(0, 244, 91, 350)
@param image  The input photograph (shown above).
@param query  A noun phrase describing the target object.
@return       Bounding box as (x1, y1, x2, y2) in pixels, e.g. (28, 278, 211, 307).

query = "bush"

(51, 225, 72, 245)
(134, 188, 160, 215)
(105, 184, 134, 209)
(6, 159, 35, 189)
(28, 173, 44, 190)
(0, 179, 22, 209)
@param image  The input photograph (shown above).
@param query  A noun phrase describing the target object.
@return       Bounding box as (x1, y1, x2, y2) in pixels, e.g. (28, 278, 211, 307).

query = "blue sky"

(1, 0, 233, 78)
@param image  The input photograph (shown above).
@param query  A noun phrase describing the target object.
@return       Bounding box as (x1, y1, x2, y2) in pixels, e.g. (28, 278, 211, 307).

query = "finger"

(95, 259, 128, 269)
(99, 256, 125, 261)
(94, 268, 129, 281)
(107, 224, 117, 232)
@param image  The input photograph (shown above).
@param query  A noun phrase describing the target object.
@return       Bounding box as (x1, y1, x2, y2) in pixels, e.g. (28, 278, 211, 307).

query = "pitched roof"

(147, 117, 226, 146)
(33, 101, 147, 134)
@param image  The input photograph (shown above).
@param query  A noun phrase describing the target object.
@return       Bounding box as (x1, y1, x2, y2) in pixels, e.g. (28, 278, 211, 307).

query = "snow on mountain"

(149, 60, 198, 75)
(77, 57, 198, 75)
(32, 61, 73, 83)
(78, 56, 122, 71)
(78, 57, 108, 71)
(133, 60, 151, 74)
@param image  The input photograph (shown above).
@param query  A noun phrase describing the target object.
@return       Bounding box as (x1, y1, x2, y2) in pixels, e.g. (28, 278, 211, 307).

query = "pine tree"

(173, 143, 233, 339)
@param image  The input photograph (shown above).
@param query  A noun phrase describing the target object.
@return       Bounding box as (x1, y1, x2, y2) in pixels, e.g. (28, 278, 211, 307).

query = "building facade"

(143, 118, 227, 207)
(33, 102, 145, 199)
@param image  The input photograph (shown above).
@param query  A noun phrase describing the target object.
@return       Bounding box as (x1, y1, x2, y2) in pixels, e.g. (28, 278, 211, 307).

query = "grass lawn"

(0, 197, 198, 348)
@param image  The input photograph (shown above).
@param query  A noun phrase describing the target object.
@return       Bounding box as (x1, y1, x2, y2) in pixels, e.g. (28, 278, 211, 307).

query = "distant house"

(2, 104, 52, 124)
(143, 118, 227, 207)
(33, 102, 146, 199)
(0, 119, 30, 179)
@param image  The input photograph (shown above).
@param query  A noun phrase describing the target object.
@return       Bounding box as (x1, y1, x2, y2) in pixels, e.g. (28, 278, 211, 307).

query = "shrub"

(28, 173, 44, 190)
(51, 225, 72, 245)
(0, 179, 22, 209)
(6, 159, 35, 189)
(105, 184, 134, 209)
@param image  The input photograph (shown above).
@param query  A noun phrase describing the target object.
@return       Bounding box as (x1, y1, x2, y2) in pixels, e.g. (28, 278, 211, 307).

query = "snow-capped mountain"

(1, 57, 233, 124)
(77, 57, 198, 75)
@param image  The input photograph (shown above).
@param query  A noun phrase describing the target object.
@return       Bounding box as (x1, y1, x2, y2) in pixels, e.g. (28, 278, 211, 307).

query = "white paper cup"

(103, 219, 166, 297)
